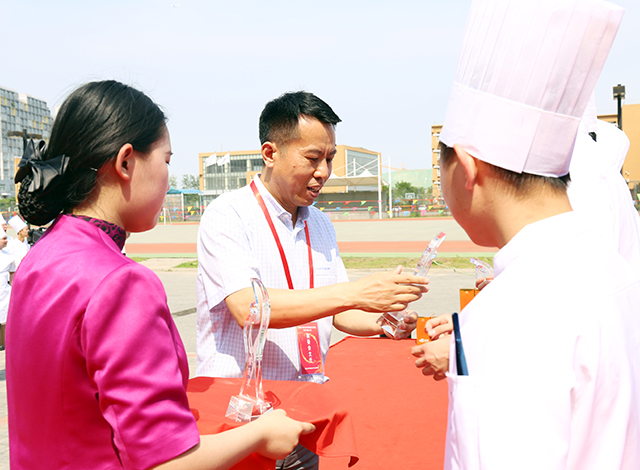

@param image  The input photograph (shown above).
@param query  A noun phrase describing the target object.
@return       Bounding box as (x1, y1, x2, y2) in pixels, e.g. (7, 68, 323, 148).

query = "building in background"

(198, 150, 262, 205)
(0, 86, 53, 198)
(198, 145, 383, 208)
(198, 145, 445, 219)
(431, 124, 443, 200)
(599, 103, 640, 200)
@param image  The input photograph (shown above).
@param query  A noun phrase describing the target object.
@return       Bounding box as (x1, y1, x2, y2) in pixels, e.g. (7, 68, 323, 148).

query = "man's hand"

(349, 265, 428, 313)
(375, 310, 418, 340)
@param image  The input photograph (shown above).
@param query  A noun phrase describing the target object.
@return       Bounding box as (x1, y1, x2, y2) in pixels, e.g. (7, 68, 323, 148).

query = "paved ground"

(0, 219, 483, 468)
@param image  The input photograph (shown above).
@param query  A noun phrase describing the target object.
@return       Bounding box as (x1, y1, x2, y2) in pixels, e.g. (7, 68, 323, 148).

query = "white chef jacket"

(7, 238, 30, 268)
(196, 175, 349, 381)
(0, 249, 16, 324)
(445, 211, 640, 470)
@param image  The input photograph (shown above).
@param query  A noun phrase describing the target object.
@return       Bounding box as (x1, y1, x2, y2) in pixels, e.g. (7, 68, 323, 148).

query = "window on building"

(230, 159, 245, 172)
(345, 149, 378, 176)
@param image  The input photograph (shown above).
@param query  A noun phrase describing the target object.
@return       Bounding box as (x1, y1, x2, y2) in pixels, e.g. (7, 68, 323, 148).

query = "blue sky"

(3, 0, 639, 180)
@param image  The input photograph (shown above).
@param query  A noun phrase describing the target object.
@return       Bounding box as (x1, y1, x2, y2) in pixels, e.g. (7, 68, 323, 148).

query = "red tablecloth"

(187, 377, 359, 469)
(321, 337, 449, 470)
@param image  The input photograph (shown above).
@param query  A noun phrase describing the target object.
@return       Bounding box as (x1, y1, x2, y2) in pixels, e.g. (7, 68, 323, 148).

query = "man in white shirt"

(0, 227, 15, 351)
(196, 91, 428, 469)
(411, 0, 640, 468)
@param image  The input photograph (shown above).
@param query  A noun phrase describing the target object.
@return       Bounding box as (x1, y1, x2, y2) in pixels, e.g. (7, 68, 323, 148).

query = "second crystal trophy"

(225, 278, 273, 422)
(378, 232, 446, 338)
(470, 257, 493, 282)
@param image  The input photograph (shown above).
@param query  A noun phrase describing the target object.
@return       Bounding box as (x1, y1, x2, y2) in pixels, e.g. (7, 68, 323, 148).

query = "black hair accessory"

(15, 137, 70, 193)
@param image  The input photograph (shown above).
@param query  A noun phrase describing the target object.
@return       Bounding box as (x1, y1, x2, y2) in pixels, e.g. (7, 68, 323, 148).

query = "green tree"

(182, 174, 199, 190)
(394, 181, 421, 200)
(169, 175, 178, 188)
(424, 186, 433, 200)
(0, 199, 14, 213)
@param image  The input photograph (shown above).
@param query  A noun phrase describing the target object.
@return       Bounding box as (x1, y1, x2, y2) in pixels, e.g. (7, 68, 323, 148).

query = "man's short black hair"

(438, 142, 571, 196)
(259, 91, 341, 146)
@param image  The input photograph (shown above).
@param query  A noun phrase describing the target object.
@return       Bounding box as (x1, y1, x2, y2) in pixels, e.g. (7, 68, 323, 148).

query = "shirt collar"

(252, 174, 310, 228)
(493, 210, 580, 278)
(67, 214, 127, 251)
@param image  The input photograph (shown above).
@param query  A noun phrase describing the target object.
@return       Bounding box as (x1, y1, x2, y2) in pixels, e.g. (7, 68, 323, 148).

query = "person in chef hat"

(411, 0, 640, 468)
(7, 215, 30, 268)
(0, 226, 15, 351)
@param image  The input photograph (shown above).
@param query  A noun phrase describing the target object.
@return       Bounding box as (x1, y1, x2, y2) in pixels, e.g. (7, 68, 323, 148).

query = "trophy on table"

(378, 232, 446, 338)
(225, 278, 273, 423)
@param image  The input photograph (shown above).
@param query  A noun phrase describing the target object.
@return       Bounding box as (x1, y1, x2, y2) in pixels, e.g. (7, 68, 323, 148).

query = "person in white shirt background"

(7, 215, 30, 268)
(0, 227, 15, 351)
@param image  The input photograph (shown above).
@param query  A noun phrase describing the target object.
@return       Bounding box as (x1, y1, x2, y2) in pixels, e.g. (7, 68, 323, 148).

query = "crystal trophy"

(378, 232, 446, 338)
(225, 278, 273, 422)
(470, 258, 493, 282)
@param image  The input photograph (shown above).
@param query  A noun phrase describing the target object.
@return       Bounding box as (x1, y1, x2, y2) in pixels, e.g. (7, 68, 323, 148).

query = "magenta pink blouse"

(6, 215, 200, 469)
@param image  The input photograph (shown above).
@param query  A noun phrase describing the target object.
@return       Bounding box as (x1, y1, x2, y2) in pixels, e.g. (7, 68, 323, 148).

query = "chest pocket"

(446, 373, 480, 470)
(313, 267, 336, 288)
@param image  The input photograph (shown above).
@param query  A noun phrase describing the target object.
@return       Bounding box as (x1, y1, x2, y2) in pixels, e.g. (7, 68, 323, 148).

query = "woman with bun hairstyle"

(6, 80, 314, 470)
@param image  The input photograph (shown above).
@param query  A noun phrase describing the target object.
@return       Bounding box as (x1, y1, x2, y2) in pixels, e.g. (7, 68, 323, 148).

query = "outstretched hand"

(351, 265, 428, 313)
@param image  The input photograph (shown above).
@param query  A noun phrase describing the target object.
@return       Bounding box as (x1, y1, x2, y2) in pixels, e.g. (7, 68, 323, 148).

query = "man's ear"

(114, 143, 135, 181)
(453, 144, 478, 191)
(261, 141, 277, 169)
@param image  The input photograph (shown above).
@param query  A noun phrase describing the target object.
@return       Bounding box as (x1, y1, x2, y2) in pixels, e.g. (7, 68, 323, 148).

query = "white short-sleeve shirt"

(196, 175, 348, 381)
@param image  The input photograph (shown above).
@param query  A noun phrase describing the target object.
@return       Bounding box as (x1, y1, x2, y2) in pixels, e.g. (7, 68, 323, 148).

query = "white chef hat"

(0, 214, 6, 225)
(440, 0, 624, 177)
(8, 215, 27, 233)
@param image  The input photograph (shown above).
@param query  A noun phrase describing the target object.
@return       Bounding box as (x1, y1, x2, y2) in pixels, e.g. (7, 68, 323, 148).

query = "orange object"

(459, 288, 479, 310)
(416, 316, 435, 344)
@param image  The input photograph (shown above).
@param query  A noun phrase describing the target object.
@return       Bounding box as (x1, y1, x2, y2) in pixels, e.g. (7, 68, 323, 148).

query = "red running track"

(126, 240, 494, 254)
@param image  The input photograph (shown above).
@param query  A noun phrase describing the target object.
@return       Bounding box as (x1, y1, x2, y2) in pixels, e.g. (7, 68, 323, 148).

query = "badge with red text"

(297, 322, 324, 376)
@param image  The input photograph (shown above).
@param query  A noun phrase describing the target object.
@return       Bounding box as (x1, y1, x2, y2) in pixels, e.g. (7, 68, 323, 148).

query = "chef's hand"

(424, 314, 453, 341)
(475, 276, 494, 291)
(411, 335, 450, 381)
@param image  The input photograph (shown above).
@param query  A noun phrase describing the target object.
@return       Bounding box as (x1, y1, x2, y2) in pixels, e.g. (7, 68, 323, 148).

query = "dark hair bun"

(17, 174, 66, 226)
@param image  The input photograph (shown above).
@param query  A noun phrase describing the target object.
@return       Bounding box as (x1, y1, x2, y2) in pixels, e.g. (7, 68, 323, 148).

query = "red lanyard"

(251, 181, 314, 289)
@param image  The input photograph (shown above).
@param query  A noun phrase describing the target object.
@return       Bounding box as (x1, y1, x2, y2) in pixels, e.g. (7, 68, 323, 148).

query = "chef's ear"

(453, 144, 478, 191)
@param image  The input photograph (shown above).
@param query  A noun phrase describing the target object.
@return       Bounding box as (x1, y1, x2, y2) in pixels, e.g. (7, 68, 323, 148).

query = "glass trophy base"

(378, 310, 408, 338)
(225, 394, 273, 423)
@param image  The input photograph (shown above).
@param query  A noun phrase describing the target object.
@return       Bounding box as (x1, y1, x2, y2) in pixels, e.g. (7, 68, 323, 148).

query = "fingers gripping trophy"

(226, 278, 274, 423)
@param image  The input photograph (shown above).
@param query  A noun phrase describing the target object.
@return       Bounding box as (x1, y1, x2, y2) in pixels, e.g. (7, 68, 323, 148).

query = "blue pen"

(452, 313, 469, 376)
